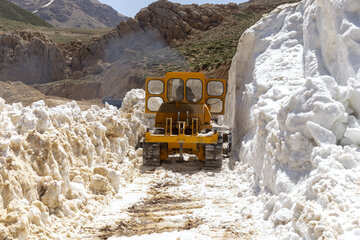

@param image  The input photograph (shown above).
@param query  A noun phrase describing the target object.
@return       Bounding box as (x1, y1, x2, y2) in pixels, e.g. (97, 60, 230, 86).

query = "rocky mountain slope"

(8, 0, 127, 28)
(67, 0, 300, 99)
(0, 0, 299, 101)
(70, 0, 223, 72)
(0, 0, 51, 27)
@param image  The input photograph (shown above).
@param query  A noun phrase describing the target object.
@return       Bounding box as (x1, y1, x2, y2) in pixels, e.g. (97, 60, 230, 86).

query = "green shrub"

(0, 0, 52, 27)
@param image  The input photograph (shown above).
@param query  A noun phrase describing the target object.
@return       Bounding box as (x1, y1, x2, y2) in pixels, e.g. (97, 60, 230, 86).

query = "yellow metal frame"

(145, 132, 218, 144)
(192, 118, 199, 135)
(145, 72, 226, 115)
(144, 72, 226, 162)
(205, 79, 226, 115)
(165, 118, 172, 135)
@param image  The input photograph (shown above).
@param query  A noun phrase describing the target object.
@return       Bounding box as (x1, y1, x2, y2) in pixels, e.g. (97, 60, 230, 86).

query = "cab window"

(207, 98, 223, 114)
(147, 97, 164, 112)
(147, 79, 164, 95)
(207, 81, 224, 96)
(186, 79, 202, 103)
(167, 78, 184, 102)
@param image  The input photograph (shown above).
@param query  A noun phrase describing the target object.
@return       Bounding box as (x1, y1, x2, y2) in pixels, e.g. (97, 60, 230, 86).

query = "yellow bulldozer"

(142, 72, 230, 169)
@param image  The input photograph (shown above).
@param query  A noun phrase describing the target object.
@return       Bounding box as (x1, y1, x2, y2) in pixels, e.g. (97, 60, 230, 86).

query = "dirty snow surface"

(0, 89, 148, 239)
(2, 0, 360, 239)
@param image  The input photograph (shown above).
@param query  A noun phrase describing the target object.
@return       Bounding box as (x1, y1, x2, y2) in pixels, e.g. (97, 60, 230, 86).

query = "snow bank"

(0, 89, 147, 239)
(226, 0, 360, 239)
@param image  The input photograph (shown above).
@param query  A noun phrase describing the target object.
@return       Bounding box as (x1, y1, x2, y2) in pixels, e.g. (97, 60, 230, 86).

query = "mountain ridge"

(8, 0, 128, 28)
(0, 0, 300, 102)
(0, 0, 52, 27)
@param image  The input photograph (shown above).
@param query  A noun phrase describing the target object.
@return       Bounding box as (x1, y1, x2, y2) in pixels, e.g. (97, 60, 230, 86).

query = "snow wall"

(0, 89, 147, 239)
(226, 0, 360, 239)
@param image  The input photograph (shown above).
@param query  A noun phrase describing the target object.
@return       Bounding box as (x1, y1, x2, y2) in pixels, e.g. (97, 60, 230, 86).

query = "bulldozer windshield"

(145, 72, 226, 115)
(186, 79, 202, 103)
(168, 78, 184, 102)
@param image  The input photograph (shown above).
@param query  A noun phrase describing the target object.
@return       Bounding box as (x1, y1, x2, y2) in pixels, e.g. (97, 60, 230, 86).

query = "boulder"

(72, 71, 83, 80)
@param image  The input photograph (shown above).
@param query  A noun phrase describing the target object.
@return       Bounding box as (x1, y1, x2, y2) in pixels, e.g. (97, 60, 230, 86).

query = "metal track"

(143, 143, 161, 166)
(204, 143, 223, 169)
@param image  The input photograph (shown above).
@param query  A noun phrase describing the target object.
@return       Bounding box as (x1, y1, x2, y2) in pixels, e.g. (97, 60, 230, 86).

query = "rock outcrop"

(0, 31, 67, 84)
(136, 0, 223, 44)
(8, 0, 127, 28)
(71, 0, 224, 72)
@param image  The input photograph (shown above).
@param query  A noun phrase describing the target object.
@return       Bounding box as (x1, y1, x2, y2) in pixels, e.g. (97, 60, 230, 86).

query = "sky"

(99, 0, 248, 18)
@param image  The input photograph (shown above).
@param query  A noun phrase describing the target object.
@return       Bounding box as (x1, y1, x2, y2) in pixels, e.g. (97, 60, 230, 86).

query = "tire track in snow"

(98, 187, 204, 238)
(82, 160, 272, 239)
(96, 161, 206, 239)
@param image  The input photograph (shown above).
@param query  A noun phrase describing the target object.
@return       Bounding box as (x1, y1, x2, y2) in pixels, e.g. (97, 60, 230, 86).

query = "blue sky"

(99, 0, 248, 17)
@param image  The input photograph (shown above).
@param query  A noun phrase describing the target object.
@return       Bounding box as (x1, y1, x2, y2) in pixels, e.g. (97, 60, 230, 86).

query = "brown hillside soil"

(0, 81, 101, 110)
(33, 77, 104, 101)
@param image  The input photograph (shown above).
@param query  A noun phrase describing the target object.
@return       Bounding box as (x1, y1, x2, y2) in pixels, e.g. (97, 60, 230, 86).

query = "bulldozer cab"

(142, 72, 228, 169)
(145, 72, 226, 115)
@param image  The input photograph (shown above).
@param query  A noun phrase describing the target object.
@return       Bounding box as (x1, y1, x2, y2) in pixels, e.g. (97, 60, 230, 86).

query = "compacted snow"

(80, 161, 274, 240)
(226, 0, 360, 239)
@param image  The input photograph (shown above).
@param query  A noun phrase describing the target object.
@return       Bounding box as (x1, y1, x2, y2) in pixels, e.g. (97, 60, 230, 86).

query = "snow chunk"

(306, 121, 336, 146)
(273, 208, 292, 225)
(344, 127, 360, 145)
(349, 84, 360, 118)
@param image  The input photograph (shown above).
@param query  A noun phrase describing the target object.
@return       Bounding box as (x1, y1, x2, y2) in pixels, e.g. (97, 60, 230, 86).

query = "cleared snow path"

(79, 160, 275, 240)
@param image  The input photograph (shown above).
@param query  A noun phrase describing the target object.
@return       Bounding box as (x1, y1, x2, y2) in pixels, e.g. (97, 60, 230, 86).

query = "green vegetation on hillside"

(47, 28, 112, 44)
(177, 11, 264, 72)
(0, 16, 110, 46)
(0, 0, 52, 27)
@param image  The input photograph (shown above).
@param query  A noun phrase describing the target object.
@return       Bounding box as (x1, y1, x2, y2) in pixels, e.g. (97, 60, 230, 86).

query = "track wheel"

(204, 143, 223, 170)
(143, 142, 161, 166)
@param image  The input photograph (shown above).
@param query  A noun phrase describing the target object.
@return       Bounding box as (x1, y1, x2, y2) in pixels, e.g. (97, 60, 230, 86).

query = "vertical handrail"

(192, 118, 199, 135)
(178, 121, 185, 135)
(166, 118, 172, 135)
